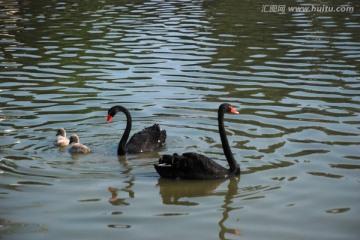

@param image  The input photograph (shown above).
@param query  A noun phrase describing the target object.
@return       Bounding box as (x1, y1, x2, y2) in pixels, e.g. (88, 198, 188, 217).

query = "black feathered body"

(154, 103, 241, 180)
(108, 105, 167, 155)
(126, 124, 166, 154)
(154, 152, 240, 180)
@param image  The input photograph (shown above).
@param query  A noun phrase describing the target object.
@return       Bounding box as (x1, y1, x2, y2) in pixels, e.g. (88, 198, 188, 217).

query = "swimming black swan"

(107, 105, 167, 155)
(154, 103, 240, 180)
(54, 128, 70, 147)
(69, 134, 90, 154)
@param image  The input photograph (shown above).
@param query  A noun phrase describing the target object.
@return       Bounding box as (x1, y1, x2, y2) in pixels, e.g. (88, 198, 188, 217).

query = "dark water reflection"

(1, 0, 360, 239)
(157, 177, 241, 238)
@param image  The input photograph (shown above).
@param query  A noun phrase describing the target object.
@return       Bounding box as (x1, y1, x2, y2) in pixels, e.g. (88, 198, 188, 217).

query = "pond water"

(1, 0, 360, 239)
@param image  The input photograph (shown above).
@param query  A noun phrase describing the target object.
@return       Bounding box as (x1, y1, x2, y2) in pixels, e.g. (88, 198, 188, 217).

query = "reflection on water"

(157, 177, 232, 206)
(157, 177, 241, 238)
(108, 186, 131, 206)
(1, 0, 360, 239)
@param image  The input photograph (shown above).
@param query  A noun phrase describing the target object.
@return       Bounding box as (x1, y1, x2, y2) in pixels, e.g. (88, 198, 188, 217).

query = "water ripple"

(1, 0, 359, 239)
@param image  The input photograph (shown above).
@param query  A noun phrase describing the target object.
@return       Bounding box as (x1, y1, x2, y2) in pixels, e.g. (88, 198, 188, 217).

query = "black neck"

(218, 107, 238, 173)
(113, 106, 132, 155)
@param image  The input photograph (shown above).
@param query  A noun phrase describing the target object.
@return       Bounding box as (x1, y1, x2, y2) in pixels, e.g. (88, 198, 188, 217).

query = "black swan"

(154, 103, 240, 180)
(69, 134, 90, 154)
(54, 128, 70, 147)
(107, 105, 167, 155)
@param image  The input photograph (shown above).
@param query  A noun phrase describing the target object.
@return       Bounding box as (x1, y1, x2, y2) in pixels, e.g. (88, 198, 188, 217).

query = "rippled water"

(1, 0, 360, 239)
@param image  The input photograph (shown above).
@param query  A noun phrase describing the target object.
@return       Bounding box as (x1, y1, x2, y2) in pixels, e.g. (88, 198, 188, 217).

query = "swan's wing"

(126, 124, 166, 153)
(155, 152, 226, 179)
(54, 136, 69, 147)
(182, 152, 224, 173)
(69, 143, 90, 154)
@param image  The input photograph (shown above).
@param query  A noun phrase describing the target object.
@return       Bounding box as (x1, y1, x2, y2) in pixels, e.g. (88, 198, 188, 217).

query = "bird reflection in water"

(156, 177, 241, 238)
(108, 186, 129, 206)
(107, 155, 137, 206)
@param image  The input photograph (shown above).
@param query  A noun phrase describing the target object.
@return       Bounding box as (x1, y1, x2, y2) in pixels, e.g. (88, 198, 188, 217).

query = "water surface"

(1, 0, 360, 239)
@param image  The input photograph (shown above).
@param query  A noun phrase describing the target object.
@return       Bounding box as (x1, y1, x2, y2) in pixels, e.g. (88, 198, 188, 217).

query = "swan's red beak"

(107, 114, 113, 123)
(229, 106, 239, 115)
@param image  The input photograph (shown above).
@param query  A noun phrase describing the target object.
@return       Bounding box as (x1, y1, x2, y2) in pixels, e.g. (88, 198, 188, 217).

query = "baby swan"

(69, 134, 90, 154)
(54, 128, 70, 147)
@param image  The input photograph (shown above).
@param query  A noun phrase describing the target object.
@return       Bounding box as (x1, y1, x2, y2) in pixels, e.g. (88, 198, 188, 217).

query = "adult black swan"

(107, 105, 167, 155)
(154, 103, 240, 180)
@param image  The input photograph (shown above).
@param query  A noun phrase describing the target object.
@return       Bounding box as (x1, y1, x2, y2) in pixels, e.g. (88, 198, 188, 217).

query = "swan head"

(107, 107, 116, 123)
(220, 103, 239, 115)
(69, 134, 80, 144)
(107, 105, 128, 123)
(56, 128, 66, 137)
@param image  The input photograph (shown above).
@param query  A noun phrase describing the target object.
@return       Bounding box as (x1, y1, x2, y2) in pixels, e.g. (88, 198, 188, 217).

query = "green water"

(1, 0, 359, 239)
